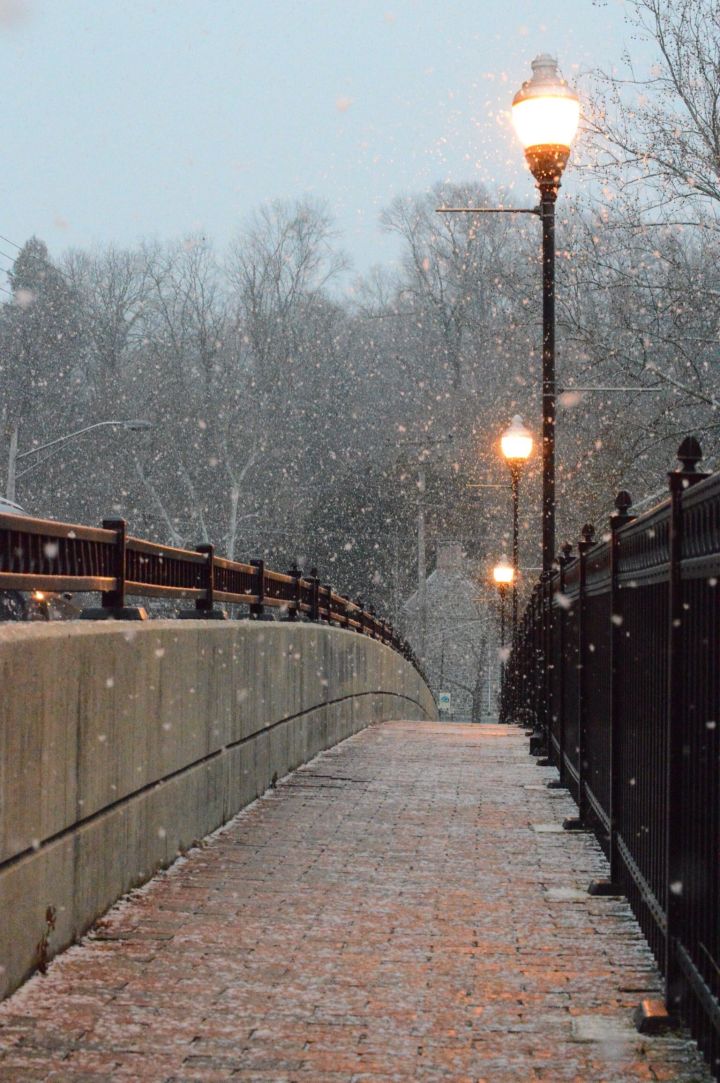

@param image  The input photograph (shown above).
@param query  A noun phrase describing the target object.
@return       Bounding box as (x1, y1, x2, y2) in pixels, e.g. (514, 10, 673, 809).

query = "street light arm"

(17, 420, 150, 461)
(436, 207, 541, 216)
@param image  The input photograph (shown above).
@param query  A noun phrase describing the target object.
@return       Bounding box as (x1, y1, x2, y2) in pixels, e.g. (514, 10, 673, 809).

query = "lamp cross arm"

(436, 206, 541, 216)
(16, 419, 150, 460)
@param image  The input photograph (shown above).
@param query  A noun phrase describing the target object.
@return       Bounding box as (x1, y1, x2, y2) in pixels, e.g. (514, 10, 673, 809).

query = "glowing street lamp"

(511, 54, 580, 191)
(492, 561, 515, 588)
(492, 560, 514, 722)
(512, 55, 579, 574)
(500, 415, 533, 638)
(492, 560, 514, 647)
(500, 414, 534, 463)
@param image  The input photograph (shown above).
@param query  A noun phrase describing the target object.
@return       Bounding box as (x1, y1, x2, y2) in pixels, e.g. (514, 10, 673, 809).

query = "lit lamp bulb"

(512, 54, 579, 192)
(492, 562, 514, 587)
(501, 415, 533, 463)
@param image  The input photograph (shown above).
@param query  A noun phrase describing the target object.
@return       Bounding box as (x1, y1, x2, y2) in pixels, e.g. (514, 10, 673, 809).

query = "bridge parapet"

(0, 621, 436, 999)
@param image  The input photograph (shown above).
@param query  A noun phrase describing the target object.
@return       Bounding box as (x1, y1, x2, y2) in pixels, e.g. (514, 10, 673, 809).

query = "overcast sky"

(0, 0, 644, 275)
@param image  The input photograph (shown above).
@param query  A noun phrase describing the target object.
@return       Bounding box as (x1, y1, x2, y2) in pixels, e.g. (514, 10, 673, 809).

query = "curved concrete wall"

(0, 621, 436, 998)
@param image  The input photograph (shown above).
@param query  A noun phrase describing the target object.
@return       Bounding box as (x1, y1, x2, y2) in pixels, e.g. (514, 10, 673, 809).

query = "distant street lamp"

(511, 55, 579, 573)
(492, 560, 514, 721)
(500, 415, 533, 639)
(6, 419, 152, 501)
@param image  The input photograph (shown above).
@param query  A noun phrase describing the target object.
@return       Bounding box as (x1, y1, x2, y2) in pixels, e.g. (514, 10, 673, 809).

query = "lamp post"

(438, 54, 579, 574)
(511, 54, 580, 574)
(6, 419, 152, 501)
(500, 415, 533, 639)
(492, 560, 514, 719)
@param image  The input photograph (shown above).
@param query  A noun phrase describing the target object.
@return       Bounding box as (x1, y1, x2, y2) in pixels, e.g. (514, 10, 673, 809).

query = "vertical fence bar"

(565, 523, 594, 831)
(548, 542, 573, 790)
(250, 559, 265, 618)
(103, 517, 127, 611)
(286, 563, 302, 621)
(180, 542, 228, 619)
(590, 492, 634, 894)
(665, 439, 708, 1013)
(197, 543, 214, 612)
(81, 518, 147, 620)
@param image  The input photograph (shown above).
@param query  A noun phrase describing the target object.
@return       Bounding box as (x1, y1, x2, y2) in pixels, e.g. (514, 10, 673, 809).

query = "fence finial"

(612, 490, 633, 528)
(677, 436, 702, 473)
(581, 523, 596, 546)
(560, 541, 573, 565)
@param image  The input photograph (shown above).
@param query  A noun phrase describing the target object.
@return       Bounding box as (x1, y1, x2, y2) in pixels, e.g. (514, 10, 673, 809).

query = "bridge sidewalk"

(0, 721, 710, 1082)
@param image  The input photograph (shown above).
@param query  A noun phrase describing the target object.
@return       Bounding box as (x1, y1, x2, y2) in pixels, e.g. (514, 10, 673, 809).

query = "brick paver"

(0, 721, 711, 1081)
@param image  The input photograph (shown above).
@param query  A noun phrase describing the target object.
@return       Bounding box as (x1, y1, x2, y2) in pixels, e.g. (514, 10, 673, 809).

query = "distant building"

(402, 543, 499, 721)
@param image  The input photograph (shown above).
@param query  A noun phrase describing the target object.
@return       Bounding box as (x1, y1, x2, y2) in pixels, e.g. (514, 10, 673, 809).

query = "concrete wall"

(0, 621, 436, 998)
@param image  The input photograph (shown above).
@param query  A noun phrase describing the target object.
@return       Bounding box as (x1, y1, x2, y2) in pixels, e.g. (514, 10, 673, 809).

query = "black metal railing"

(505, 437, 719, 1077)
(0, 511, 422, 673)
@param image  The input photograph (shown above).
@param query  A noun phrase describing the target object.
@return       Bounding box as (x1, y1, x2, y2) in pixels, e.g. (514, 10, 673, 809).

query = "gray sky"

(0, 0, 640, 275)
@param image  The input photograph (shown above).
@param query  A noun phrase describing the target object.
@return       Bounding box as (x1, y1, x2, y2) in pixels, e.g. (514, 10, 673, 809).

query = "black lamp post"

(511, 55, 580, 573)
(500, 415, 533, 638)
(492, 560, 514, 721)
(438, 55, 579, 575)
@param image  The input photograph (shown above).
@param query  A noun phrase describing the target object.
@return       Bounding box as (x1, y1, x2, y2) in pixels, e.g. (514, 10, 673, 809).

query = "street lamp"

(7, 419, 153, 501)
(512, 54, 579, 574)
(437, 54, 578, 571)
(500, 415, 533, 639)
(492, 560, 514, 722)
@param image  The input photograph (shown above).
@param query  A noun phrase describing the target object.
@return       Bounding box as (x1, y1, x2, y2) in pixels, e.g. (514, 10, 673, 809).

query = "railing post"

(81, 517, 147, 620)
(564, 522, 594, 831)
(536, 571, 555, 758)
(249, 559, 265, 619)
(105, 517, 127, 611)
(590, 492, 634, 895)
(285, 562, 302, 621)
(548, 542, 573, 790)
(310, 568, 320, 623)
(664, 438, 708, 1013)
(180, 543, 228, 619)
(529, 588, 545, 753)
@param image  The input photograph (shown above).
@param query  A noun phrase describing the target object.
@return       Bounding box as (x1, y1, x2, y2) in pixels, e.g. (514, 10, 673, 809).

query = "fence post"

(537, 572, 557, 760)
(529, 588, 546, 754)
(249, 559, 265, 619)
(548, 541, 573, 790)
(285, 562, 302, 621)
(590, 492, 634, 895)
(180, 543, 228, 619)
(309, 568, 320, 622)
(81, 517, 147, 620)
(664, 437, 708, 1013)
(564, 522, 595, 831)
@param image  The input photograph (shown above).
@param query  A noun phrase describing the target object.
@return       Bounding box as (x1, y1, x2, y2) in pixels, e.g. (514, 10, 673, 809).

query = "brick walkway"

(0, 722, 711, 1082)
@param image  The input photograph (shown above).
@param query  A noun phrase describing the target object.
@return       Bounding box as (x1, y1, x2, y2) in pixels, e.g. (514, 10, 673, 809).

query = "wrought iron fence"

(505, 437, 719, 1077)
(0, 511, 421, 673)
